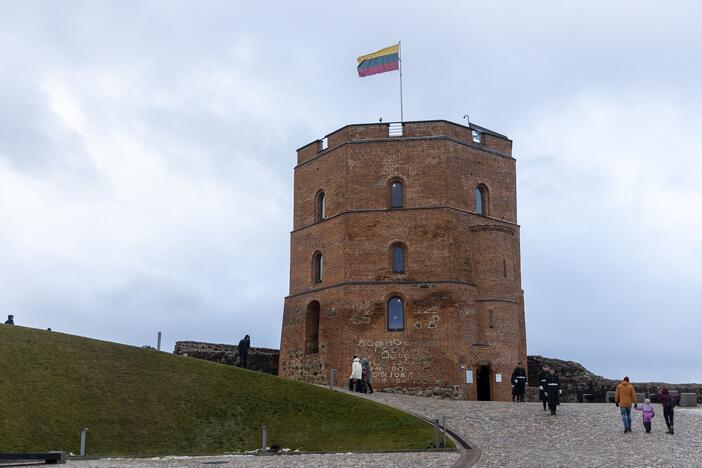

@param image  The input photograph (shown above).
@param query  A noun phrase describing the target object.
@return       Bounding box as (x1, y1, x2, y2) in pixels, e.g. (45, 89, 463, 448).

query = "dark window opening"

(390, 181, 403, 208)
(392, 244, 405, 273)
(387, 296, 404, 330)
(503, 259, 507, 278)
(316, 191, 325, 222)
(476, 185, 487, 215)
(488, 309, 495, 328)
(313, 252, 323, 283)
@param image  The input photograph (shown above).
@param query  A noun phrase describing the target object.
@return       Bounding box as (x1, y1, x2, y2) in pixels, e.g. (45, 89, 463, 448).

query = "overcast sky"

(1, 1, 700, 382)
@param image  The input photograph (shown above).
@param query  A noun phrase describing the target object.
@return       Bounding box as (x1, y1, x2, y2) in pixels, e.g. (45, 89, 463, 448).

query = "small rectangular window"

(472, 130, 481, 144)
(320, 137, 329, 150)
(488, 309, 495, 328)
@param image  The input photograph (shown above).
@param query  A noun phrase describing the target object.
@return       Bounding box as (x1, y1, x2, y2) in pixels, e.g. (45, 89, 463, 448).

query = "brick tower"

(279, 120, 527, 401)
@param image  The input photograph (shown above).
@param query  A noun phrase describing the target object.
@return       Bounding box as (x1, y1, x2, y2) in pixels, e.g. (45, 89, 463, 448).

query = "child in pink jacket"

(635, 398, 655, 433)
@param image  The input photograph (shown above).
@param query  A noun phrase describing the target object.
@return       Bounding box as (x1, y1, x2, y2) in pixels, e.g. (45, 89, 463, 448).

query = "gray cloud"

(1, 0, 700, 382)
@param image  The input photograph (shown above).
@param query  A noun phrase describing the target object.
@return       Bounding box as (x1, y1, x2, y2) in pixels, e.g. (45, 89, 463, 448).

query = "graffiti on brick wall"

(350, 300, 376, 325)
(412, 304, 441, 329)
(353, 338, 437, 385)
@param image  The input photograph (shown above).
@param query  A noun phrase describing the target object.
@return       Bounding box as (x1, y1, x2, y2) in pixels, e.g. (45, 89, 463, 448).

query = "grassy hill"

(0, 325, 439, 456)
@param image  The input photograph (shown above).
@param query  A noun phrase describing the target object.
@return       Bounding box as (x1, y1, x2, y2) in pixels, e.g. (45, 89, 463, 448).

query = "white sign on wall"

(495, 373, 502, 383)
(465, 370, 473, 384)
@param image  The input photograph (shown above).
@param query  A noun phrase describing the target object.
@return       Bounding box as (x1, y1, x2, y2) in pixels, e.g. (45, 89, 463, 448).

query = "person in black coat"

(544, 368, 562, 415)
(538, 365, 550, 411)
(238, 334, 251, 368)
(4, 315, 14, 325)
(511, 362, 527, 402)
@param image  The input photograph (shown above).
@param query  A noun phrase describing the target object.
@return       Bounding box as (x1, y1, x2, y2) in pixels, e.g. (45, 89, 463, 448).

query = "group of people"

(349, 356, 373, 393)
(513, 363, 564, 415)
(615, 377, 678, 435)
(536, 364, 562, 415)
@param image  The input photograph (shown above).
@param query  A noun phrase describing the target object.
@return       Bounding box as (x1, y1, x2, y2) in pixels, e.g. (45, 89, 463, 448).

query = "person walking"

(349, 356, 362, 391)
(538, 365, 550, 411)
(362, 357, 373, 394)
(635, 398, 655, 433)
(4, 315, 14, 325)
(658, 387, 677, 435)
(511, 361, 527, 402)
(544, 367, 562, 415)
(615, 376, 637, 433)
(237, 334, 251, 368)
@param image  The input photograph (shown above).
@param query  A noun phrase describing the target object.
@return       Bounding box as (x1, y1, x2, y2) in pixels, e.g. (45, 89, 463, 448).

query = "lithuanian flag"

(357, 43, 400, 77)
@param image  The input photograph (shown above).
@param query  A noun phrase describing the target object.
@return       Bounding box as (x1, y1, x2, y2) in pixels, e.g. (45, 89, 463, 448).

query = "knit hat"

(623, 376, 630, 382)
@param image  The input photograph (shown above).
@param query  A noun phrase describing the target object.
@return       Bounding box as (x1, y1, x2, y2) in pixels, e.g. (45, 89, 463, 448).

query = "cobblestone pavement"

(361, 392, 702, 467)
(69, 451, 459, 467)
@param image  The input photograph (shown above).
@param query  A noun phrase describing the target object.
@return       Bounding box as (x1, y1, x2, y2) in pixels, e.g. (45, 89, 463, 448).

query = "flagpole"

(399, 41, 404, 122)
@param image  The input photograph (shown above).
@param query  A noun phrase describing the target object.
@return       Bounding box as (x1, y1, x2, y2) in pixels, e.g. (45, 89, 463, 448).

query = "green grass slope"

(0, 325, 440, 456)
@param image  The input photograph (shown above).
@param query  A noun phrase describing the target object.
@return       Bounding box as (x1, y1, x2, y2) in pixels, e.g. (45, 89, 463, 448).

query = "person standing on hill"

(544, 367, 562, 415)
(511, 362, 527, 402)
(615, 376, 637, 433)
(4, 315, 14, 325)
(538, 365, 550, 411)
(237, 334, 250, 368)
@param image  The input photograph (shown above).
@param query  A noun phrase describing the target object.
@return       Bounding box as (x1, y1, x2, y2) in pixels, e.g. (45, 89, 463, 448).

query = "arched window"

(387, 296, 404, 330)
(316, 191, 325, 222)
(475, 185, 488, 216)
(389, 180, 403, 209)
(391, 243, 405, 273)
(312, 251, 323, 283)
(305, 301, 320, 354)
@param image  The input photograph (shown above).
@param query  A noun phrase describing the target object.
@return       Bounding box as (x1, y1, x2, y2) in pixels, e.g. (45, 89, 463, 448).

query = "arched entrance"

(476, 365, 491, 401)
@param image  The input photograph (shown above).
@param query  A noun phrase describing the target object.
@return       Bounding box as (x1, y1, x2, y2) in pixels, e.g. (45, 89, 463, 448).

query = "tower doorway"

(476, 365, 491, 401)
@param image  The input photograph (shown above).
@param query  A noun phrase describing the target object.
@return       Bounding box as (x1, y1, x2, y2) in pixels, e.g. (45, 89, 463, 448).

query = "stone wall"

(174, 341, 279, 375)
(527, 355, 702, 403)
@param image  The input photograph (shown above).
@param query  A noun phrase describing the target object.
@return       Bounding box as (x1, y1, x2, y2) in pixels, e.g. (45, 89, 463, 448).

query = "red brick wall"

(280, 120, 527, 401)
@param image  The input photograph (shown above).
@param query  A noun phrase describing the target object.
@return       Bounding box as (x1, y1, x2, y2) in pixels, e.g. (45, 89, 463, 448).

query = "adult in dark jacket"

(538, 365, 550, 411)
(362, 357, 373, 394)
(237, 334, 250, 368)
(658, 387, 678, 434)
(4, 315, 14, 325)
(544, 368, 562, 415)
(511, 362, 527, 402)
